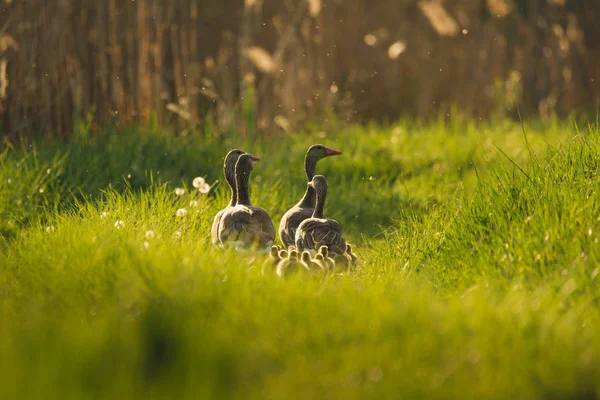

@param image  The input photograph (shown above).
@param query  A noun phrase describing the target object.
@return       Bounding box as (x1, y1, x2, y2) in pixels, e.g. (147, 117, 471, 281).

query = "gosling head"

(319, 245, 329, 257)
(301, 251, 312, 264)
(270, 245, 280, 258)
(289, 249, 299, 259)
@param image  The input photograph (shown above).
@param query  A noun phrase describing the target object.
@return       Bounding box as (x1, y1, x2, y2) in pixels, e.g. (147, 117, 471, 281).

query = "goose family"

(212, 145, 357, 275)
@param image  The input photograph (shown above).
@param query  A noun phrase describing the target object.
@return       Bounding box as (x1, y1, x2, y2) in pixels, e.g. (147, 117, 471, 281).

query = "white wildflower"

(100, 211, 109, 219)
(7, 178, 12, 184)
(193, 177, 206, 188)
(145, 230, 155, 239)
(175, 187, 185, 196)
(39, 188, 45, 193)
(114, 220, 125, 229)
(174, 230, 182, 238)
(46, 225, 55, 233)
(198, 182, 211, 194)
(176, 208, 187, 217)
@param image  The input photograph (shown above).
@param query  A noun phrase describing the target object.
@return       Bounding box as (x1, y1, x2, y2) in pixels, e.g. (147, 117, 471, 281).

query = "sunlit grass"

(1, 119, 600, 398)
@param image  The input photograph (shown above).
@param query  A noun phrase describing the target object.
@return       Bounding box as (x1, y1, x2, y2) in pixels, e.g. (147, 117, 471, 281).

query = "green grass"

(1, 118, 600, 399)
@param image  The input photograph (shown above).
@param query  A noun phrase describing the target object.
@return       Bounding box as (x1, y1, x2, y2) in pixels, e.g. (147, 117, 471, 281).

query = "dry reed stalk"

(0, 0, 597, 138)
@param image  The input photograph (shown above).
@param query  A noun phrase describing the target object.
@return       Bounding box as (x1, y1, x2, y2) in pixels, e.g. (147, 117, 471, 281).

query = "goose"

(211, 149, 246, 245)
(295, 175, 347, 256)
(301, 251, 327, 278)
(313, 253, 329, 272)
(262, 245, 282, 274)
(218, 153, 276, 252)
(333, 252, 351, 272)
(279, 145, 341, 247)
(346, 244, 358, 266)
(318, 245, 335, 272)
(276, 249, 309, 277)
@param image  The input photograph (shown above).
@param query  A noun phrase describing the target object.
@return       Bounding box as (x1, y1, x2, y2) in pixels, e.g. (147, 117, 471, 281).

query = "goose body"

(211, 149, 246, 245)
(295, 175, 347, 256)
(279, 145, 341, 247)
(218, 154, 276, 253)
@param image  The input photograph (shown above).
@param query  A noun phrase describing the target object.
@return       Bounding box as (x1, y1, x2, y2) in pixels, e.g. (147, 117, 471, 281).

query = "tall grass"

(1, 119, 600, 398)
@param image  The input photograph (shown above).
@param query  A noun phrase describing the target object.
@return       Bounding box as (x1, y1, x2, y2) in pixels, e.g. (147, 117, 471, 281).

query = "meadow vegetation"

(1, 118, 600, 398)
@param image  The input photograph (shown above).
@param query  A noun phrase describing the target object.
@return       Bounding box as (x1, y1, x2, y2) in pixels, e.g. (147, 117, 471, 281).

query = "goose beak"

(250, 155, 261, 161)
(325, 148, 342, 157)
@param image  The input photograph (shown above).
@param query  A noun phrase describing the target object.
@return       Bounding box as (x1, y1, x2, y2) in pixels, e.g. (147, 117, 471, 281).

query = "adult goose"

(279, 145, 341, 247)
(211, 149, 246, 245)
(295, 175, 346, 256)
(218, 153, 276, 252)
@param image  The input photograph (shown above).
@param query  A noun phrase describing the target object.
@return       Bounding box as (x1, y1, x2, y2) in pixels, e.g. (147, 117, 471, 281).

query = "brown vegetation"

(0, 0, 598, 139)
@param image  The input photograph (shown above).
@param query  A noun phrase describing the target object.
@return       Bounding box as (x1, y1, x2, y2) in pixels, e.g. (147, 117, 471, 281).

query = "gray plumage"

(211, 149, 246, 245)
(295, 175, 346, 256)
(279, 145, 341, 247)
(218, 154, 275, 252)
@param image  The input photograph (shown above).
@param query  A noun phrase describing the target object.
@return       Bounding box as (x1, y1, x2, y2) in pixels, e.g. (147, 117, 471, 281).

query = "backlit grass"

(1, 119, 599, 399)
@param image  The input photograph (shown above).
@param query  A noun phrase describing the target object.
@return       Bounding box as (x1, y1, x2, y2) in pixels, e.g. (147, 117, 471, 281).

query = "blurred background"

(0, 0, 598, 140)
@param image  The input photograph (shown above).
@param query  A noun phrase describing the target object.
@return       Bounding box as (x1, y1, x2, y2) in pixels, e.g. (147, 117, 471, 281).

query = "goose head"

(308, 175, 328, 192)
(235, 153, 261, 176)
(224, 149, 246, 179)
(304, 145, 341, 181)
(306, 144, 342, 163)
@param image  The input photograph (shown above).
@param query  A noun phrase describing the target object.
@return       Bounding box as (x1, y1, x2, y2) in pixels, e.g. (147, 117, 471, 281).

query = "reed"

(0, 0, 598, 139)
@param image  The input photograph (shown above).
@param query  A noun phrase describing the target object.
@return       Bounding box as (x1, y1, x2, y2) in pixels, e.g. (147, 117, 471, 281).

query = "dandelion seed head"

(39, 188, 45, 193)
(193, 177, 206, 188)
(100, 211, 109, 219)
(174, 230, 182, 238)
(145, 230, 155, 239)
(176, 208, 187, 217)
(143, 241, 150, 250)
(114, 220, 125, 229)
(189, 200, 199, 207)
(198, 183, 211, 194)
(175, 188, 185, 196)
(46, 225, 55, 232)
(7, 178, 12, 184)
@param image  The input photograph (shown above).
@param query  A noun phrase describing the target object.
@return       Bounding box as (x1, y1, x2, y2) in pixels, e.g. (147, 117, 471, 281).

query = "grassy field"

(1, 118, 600, 399)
